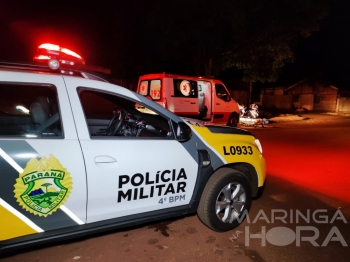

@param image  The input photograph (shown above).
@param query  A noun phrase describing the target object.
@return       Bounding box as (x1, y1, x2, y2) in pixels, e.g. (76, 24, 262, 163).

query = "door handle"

(94, 156, 118, 168)
(190, 102, 196, 104)
(216, 103, 221, 105)
(95, 156, 117, 163)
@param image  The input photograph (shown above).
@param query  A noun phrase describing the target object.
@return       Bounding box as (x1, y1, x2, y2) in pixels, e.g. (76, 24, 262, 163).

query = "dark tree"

(139, 0, 329, 83)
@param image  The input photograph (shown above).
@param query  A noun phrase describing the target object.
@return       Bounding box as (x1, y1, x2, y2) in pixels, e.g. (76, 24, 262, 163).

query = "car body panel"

(190, 125, 266, 186)
(0, 69, 265, 252)
(63, 77, 200, 222)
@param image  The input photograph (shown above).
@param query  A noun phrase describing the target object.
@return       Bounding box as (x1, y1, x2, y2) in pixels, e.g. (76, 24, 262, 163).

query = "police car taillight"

(33, 43, 85, 71)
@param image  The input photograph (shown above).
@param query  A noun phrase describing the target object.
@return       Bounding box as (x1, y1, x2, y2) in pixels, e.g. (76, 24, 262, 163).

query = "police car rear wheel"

(197, 168, 251, 232)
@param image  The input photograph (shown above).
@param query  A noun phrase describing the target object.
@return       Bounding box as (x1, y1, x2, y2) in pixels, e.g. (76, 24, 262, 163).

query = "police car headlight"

(254, 139, 263, 154)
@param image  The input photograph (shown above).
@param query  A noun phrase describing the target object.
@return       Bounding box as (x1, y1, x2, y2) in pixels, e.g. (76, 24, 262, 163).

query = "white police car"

(0, 44, 266, 253)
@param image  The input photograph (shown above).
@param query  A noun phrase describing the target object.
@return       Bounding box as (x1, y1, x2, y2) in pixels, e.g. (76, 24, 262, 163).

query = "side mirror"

(176, 122, 192, 142)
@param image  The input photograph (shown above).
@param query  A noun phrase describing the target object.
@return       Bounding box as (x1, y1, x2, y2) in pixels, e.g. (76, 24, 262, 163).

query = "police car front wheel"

(197, 168, 252, 232)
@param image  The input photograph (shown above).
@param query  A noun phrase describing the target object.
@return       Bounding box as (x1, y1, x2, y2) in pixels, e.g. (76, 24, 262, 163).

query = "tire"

(227, 113, 239, 127)
(197, 168, 252, 232)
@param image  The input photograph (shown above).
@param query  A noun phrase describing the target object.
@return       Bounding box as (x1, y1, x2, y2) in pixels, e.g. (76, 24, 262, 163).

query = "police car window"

(173, 79, 198, 98)
(215, 84, 229, 101)
(0, 83, 62, 138)
(78, 89, 173, 138)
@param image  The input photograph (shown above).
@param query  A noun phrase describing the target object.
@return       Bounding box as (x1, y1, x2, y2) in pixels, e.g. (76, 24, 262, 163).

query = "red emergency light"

(33, 43, 85, 70)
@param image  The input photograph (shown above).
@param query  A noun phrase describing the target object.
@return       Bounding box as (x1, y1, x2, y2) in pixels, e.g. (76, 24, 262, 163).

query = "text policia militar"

(117, 168, 187, 202)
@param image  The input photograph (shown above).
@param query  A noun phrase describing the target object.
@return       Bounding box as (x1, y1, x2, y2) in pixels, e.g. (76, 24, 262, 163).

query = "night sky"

(1, 0, 350, 90)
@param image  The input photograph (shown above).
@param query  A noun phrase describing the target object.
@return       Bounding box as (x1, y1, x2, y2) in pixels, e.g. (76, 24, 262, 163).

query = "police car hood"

(181, 117, 253, 136)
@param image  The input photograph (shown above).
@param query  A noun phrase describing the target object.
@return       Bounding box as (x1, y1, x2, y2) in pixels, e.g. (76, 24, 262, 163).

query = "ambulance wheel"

(227, 113, 239, 127)
(197, 168, 251, 232)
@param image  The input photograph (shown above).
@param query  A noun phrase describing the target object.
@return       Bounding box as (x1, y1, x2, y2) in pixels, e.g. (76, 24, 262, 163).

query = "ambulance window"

(173, 79, 198, 98)
(215, 84, 230, 101)
(78, 88, 173, 139)
(139, 81, 149, 96)
(0, 83, 62, 138)
(150, 80, 161, 100)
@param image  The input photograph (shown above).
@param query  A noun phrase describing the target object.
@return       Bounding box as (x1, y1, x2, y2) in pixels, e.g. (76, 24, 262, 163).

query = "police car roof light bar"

(33, 43, 85, 70)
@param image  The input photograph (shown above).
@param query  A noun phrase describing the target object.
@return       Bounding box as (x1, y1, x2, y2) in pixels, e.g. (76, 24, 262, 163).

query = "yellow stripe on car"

(0, 202, 39, 240)
(190, 125, 266, 186)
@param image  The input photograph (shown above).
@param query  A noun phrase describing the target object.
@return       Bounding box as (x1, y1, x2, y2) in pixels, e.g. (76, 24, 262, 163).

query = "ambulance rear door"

(138, 78, 163, 107)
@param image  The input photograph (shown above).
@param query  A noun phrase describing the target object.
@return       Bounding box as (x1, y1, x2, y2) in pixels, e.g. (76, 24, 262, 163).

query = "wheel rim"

(215, 182, 246, 223)
(229, 116, 237, 126)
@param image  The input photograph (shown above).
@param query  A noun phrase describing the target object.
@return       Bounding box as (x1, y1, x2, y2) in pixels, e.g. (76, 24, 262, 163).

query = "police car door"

(0, 72, 86, 241)
(64, 77, 198, 223)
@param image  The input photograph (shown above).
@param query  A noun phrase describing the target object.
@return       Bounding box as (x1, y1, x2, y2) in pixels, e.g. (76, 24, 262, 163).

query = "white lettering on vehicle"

(117, 168, 187, 202)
